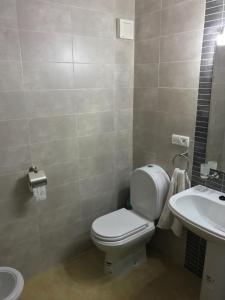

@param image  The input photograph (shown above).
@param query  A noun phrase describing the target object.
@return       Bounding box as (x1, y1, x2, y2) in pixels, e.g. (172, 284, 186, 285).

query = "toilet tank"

(130, 165, 170, 221)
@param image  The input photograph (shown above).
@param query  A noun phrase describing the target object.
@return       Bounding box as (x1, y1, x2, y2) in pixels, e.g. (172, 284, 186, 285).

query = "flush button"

(219, 195, 225, 201)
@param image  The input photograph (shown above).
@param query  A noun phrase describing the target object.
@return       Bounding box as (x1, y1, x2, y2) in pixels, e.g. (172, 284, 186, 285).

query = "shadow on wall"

(150, 228, 187, 267)
(12, 175, 33, 217)
(117, 187, 130, 209)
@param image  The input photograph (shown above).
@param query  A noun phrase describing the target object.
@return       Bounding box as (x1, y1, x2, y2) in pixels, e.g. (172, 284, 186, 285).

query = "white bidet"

(0, 267, 24, 300)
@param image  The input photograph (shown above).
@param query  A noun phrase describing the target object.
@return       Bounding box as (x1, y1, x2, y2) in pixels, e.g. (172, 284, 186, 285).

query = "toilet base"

(104, 244, 147, 276)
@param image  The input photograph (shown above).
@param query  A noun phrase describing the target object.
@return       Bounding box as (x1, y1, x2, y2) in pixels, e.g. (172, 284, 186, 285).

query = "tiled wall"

(184, 231, 206, 277)
(0, 0, 134, 277)
(185, 0, 225, 278)
(192, 0, 225, 192)
(134, 0, 205, 173)
(133, 0, 205, 265)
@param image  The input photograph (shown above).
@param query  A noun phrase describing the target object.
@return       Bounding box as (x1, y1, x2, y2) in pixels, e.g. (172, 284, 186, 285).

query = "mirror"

(207, 44, 225, 172)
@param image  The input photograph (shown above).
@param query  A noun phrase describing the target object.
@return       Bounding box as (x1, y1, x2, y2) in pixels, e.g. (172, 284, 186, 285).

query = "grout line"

(29, 0, 116, 16)
(136, 29, 204, 42)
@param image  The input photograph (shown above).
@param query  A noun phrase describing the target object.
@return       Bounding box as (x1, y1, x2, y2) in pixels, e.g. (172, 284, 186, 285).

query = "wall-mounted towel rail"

(172, 151, 190, 173)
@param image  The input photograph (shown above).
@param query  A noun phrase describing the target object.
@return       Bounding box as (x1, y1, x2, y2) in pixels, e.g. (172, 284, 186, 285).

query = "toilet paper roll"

(33, 185, 47, 201)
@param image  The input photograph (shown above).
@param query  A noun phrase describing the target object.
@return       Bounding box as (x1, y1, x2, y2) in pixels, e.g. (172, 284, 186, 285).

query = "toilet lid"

(92, 209, 152, 241)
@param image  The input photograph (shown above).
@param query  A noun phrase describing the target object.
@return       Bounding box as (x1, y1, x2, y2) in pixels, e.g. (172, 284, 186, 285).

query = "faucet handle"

(29, 165, 38, 173)
(200, 162, 220, 180)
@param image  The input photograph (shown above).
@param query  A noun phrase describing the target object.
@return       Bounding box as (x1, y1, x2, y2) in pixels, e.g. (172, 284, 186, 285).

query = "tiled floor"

(21, 248, 201, 300)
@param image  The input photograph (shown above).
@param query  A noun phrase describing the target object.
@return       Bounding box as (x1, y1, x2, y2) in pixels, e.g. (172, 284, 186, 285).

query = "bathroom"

(1, 0, 225, 299)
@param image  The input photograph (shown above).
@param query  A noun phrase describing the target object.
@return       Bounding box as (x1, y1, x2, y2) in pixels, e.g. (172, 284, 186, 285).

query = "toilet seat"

(91, 208, 154, 242)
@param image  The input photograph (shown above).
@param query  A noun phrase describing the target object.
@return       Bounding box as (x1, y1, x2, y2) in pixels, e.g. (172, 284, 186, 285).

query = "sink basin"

(169, 185, 225, 300)
(169, 185, 225, 244)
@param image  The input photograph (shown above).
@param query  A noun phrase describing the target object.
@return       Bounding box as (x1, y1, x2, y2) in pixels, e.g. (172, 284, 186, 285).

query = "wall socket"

(172, 134, 190, 147)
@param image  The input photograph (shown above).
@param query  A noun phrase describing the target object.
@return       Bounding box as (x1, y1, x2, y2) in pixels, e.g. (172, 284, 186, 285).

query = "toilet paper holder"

(28, 165, 47, 192)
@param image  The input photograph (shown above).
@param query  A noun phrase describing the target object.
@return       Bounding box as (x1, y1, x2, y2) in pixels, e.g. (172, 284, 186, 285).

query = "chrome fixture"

(172, 151, 190, 173)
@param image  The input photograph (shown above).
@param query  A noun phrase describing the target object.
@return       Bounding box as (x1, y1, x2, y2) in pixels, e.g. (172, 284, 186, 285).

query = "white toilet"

(0, 267, 24, 300)
(91, 164, 170, 276)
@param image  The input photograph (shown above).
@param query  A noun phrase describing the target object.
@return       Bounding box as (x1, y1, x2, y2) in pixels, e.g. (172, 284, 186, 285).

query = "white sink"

(169, 185, 225, 300)
(169, 185, 225, 245)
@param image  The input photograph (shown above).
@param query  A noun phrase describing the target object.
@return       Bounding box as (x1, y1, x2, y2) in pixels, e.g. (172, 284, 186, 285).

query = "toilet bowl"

(91, 164, 170, 276)
(0, 267, 24, 300)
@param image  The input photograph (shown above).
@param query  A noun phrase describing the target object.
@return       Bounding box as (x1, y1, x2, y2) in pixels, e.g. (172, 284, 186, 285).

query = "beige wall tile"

(158, 88, 198, 114)
(78, 133, 115, 158)
(115, 39, 134, 65)
(28, 116, 76, 144)
(0, 119, 29, 148)
(162, 0, 196, 8)
(76, 89, 114, 113)
(0, 146, 31, 174)
(136, 0, 161, 16)
(135, 38, 160, 64)
(17, 0, 72, 33)
(48, 0, 114, 12)
(116, 110, 133, 131)
(159, 61, 201, 88)
(160, 30, 203, 62)
(38, 182, 80, 214)
(74, 64, 114, 89)
(115, 64, 134, 88)
(79, 172, 114, 199)
(134, 64, 158, 87)
(134, 88, 159, 111)
(115, 88, 133, 110)
(74, 37, 115, 64)
(20, 31, 73, 62)
(77, 112, 114, 136)
(136, 10, 160, 40)
(114, 0, 135, 18)
(30, 139, 77, 166)
(0, 28, 20, 60)
(0, 0, 17, 28)
(71, 7, 114, 38)
(23, 62, 74, 90)
(0, 92, 27, 121)
(0, 62, 22, 91)
(44, 162, 79, 189)
(0, 172, 34, 223)
(78, 154, 114, 179)
(161, 0, 205, 35)
(25, 91, 76, 118)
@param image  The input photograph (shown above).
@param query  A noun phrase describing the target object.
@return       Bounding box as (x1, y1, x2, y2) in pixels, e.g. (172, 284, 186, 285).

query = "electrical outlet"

(172, 134, 190, 147)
